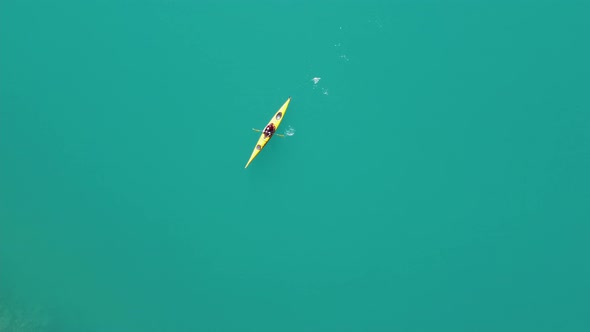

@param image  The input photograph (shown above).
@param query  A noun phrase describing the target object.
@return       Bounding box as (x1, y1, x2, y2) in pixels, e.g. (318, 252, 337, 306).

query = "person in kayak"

(263, 123, 276, 138)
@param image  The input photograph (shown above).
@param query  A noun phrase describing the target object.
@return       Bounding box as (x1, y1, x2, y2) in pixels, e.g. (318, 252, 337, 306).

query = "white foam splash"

(312, 77, 321, 85)
(285, 126, 296, 137)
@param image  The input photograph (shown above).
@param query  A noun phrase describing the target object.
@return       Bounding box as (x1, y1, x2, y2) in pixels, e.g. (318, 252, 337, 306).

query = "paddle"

(252, 128, 285, 138)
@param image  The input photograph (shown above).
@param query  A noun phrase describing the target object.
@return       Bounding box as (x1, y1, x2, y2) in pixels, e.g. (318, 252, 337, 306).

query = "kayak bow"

(245, 97, 291, 168)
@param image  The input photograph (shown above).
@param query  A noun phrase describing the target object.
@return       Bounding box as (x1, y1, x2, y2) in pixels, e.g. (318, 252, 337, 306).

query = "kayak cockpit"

(263, 123, 276, 138)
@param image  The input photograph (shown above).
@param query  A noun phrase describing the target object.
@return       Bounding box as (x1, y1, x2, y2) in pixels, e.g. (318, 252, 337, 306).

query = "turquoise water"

(1, 1, 589, 331)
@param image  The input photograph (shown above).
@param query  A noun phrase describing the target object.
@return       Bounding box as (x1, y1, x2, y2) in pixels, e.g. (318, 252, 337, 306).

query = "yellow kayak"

(245, 97, 291, 168)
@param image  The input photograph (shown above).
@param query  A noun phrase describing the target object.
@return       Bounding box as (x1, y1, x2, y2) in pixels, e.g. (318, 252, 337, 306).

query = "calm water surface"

(1, 1, 589, 331)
